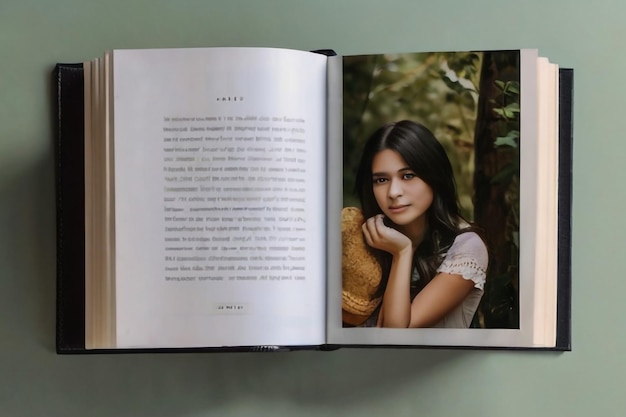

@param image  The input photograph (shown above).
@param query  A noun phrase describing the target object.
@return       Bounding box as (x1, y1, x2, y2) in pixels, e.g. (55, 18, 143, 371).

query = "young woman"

(355, 120, 488, 328)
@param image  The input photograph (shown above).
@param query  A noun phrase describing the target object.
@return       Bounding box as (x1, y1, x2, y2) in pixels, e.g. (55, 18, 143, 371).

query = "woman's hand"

(362, 215, 412, 256)
(362, 215, 414, 327)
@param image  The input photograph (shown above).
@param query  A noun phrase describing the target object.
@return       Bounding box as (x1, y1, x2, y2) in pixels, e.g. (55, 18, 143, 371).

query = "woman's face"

(371, 149, 433, 231)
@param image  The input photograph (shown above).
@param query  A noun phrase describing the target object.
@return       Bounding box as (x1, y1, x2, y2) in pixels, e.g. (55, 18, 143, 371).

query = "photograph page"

(329, 49, 549, 348)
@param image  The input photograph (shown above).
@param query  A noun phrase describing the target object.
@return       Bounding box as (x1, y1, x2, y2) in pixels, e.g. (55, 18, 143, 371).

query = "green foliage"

(474, 51, 522, 329)
(491, 76, 521, 229)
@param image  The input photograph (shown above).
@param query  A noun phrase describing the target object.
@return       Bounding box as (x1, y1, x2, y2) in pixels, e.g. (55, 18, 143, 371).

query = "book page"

(328, 49, 552, 348)
(111, 48, 328, 348)
(85, 56, 116, 349)
(533, 57, 559, 346)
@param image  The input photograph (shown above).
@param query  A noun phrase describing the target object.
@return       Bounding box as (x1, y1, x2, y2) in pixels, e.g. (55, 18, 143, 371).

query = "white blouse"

(433, 231, 488, 328)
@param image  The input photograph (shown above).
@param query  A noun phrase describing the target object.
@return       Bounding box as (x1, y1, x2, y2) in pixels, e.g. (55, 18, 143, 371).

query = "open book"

(54, 47, 572, 352)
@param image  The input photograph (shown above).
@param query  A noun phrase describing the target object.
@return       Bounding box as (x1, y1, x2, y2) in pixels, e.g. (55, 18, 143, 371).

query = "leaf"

(440, 72, 468, 95)
(493, 132, 517, 148)
(504, 81, 520, 95)
(494, 132, 519, 148)
(494, 102, 520, 120)
(504, 102, 520, 112)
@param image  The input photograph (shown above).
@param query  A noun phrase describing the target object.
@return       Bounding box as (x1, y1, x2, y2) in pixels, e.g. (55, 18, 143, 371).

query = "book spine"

(556, 68, 573, 351)
(55, 63, 88, 353)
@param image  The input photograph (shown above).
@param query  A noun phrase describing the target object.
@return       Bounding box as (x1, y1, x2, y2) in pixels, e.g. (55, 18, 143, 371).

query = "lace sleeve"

(437, 232, 488, 290)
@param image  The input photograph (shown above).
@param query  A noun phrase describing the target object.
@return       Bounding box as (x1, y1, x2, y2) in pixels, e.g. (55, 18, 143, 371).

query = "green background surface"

(0, 0, 618, 415)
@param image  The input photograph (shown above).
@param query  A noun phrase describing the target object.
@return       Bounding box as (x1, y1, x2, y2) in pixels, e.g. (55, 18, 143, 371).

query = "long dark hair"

(355, 120, 469, 297)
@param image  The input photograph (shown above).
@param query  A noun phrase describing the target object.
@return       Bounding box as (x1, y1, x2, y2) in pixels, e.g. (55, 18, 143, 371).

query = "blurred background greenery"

(342, 50, 521, 328)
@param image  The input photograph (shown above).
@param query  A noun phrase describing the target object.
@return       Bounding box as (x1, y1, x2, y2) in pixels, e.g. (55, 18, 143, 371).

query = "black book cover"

(555, 68, 574, 351)
(54, 63, 87, 353)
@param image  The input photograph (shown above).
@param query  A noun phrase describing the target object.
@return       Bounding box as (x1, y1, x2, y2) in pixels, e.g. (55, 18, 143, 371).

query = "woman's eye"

(403, 173, 416, 180)
(373, 177, 387, 184)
